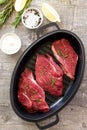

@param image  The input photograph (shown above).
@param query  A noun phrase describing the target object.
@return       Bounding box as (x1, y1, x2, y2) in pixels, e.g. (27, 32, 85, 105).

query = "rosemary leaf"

(0, 0, 14, 27)
(50, 78, 56, 86)
(57, 50, 68, 58)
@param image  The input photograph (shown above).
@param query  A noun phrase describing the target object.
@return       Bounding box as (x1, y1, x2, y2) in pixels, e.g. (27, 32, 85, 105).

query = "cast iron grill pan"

(10, 23, 85, 129)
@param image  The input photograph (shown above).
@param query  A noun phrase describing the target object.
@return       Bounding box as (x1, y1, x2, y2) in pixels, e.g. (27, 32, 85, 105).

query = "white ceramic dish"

(0, 33, 21, 55)
(22, 7, 43, 29)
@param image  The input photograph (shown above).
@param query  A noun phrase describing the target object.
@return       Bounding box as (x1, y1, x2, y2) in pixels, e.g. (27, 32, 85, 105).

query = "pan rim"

(10, 29, 85, 121)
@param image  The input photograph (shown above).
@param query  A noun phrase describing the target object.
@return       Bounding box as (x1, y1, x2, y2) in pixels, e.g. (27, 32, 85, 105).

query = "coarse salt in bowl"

(22, 7, 43, 29)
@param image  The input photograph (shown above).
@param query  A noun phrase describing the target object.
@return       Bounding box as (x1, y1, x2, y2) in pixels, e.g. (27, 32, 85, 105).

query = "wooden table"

(0, 0, 87, 130)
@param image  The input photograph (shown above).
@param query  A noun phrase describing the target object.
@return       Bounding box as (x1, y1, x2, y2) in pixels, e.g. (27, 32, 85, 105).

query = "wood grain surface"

(0, 0, 87, 130)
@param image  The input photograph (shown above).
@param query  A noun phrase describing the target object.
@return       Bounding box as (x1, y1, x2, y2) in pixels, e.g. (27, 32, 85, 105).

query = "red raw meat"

(18, 68, 49, 113)
(35, 54, 64, 96)
(18, 90, 32, 109)
(51, 39, 78, 79)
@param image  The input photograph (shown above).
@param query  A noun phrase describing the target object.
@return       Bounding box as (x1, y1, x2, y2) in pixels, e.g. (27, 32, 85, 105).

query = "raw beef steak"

(35, 54, 64, 96)
(51, 39, 78, 79)
(18, 68, 49, 113)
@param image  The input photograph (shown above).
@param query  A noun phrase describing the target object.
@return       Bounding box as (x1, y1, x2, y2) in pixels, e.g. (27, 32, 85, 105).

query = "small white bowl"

(0, 33, 21, 55)
(22, 7, 43, 29)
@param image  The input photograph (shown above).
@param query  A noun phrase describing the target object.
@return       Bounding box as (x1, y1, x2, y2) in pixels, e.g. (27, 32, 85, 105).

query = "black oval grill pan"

(10, 23, 85, 129)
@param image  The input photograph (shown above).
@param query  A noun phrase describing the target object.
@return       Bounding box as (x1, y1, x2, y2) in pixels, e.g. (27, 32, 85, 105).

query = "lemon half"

(15, 0, 27, 12)
(42, 3, 61, 22)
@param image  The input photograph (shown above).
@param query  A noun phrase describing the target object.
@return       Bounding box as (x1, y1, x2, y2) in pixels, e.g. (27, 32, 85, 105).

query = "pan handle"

(36, 22, 60, 38)
(35, 114, 59, 130)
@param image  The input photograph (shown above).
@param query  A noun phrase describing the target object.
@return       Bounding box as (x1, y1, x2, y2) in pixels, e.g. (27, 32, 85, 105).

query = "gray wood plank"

(0, 0, 87, 130)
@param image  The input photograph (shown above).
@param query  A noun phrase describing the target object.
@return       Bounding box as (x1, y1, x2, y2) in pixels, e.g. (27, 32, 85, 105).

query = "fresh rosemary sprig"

(57, 50, 68, 58)
(0, 0, 7, 5)
(0, 0, 14, 26)
(50, 78, 56, 86)
(12, 0, 32, 28)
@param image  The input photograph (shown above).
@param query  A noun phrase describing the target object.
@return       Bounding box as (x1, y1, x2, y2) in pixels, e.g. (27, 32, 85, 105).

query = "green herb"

(0, 0, 14, 27)
(0, 0, 7, 5)
(12, 0, 32, 28)
(57, 50, 68, 58)
(32, 98, 42, 102)
(31, 90, 38, 94)
(50, 78, 56, 86)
